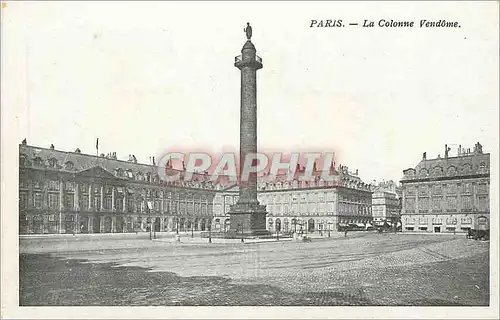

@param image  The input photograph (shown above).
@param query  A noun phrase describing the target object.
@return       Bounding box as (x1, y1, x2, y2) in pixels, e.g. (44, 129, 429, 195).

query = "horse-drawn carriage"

(466, 216, 490, 241)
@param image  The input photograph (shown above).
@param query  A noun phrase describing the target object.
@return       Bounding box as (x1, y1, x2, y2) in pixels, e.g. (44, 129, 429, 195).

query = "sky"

(2, 1, 499, 184)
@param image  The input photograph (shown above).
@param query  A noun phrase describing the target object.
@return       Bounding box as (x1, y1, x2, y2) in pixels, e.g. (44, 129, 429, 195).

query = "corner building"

(18, 143, 217, 234)
(400, 143, 490, 233)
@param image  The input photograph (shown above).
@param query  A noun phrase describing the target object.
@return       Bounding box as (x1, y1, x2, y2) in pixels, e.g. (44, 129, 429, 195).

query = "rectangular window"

(318, 203, 325, 213)
(406, 198, 415, 213)
(418, 198, 429, 212)
(80, 195, 89, 210)
(34, 193, 42, 208)
(80, 183, 88, 193)
(19, 192, 28, 208)
(115, 198, 123, 211)
(94, 197, 101, 210)
(477, 183, 488, 194)
(433, 185, 442, 195)
(65, 182, 75, 191)
(64, 194, 74, 209)
(432, 197, 441, 212)
(447, 184, 457, 195)
(478, 196, 488, 212)
(326, 192, 334, 202)
(405, 227, 414, 231)
(127, 198, 134, 212)
(48, 194, 59, 209)
(446, 196, 457, 212)
(49, 180, 60, 191)
(461, 196, 472, 211)
(418, 186, 428, 197)
(104, 197, 112, 210)
(406, 187, 415, 196)
(19, 179, 30, 189)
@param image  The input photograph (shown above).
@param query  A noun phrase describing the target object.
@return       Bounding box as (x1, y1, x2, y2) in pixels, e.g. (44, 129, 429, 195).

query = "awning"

(365, 223, 373, 228)
(355, 223, 365, 227)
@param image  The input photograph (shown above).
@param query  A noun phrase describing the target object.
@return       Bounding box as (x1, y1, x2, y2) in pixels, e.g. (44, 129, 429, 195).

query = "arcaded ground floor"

(19, 232, 490, 306)
(19, 212, 212, 234)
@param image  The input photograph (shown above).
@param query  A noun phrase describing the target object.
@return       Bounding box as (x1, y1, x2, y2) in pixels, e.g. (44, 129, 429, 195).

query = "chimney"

(75, 148, 81, 153)
(50, 144, 55, 150)
(152, 156, 156, 165)
(458, 144, 462, 156)
(445, 144, 449, 158)
(22, 138, 27, 145)
(422, 152, 427, 160)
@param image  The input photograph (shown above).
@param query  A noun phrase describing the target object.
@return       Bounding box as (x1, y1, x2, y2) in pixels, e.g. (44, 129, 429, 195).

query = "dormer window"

(65, 161, 74, 170)
(126, 170, 134, 179)
(479, 162, 487, 173)
(19, 155, 27, 167)
(48, 158, 58, 168)
(33, 157, 43, 167)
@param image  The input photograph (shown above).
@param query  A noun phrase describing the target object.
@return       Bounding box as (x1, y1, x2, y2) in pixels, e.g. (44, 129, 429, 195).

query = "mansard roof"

(19, 144, 218, 186)
(402, 152, 490, 182)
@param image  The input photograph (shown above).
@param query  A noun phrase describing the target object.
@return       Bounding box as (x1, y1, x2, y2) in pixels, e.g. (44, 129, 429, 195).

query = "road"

(19, 232, 490, 306)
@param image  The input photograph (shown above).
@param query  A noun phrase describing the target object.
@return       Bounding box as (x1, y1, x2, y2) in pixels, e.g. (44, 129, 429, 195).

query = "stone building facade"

(212, 166, 373, 234)
(400, 143, 490, 233)
(18, 142, 217, 234)
(372, 181, 402, 227)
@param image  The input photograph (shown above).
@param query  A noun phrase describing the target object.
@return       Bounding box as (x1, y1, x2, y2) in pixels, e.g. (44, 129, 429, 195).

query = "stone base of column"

(228, 202, 269, 237)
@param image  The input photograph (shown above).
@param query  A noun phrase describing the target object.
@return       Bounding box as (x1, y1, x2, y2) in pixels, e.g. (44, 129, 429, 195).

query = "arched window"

(275, 218, 281, 232)
(447, 166, 457, 177)
(461, 164, 472, 175)
(433, 166, 443, 176)
(268, 218, 274, 229)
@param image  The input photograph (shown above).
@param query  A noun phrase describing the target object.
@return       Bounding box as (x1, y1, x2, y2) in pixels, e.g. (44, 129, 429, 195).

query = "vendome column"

(228, 23, 269, 236)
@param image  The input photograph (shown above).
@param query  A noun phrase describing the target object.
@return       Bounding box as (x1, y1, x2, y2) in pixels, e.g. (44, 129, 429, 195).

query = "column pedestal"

(229, 202, 269, 236)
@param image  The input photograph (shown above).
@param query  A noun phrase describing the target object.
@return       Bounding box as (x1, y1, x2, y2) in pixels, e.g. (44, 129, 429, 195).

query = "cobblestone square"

(19, 232, 489, 306)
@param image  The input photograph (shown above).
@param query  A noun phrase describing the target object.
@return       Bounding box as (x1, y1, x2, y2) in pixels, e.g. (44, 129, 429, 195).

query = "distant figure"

(244, 22, 252, 40)
(344, 229, 348, 237)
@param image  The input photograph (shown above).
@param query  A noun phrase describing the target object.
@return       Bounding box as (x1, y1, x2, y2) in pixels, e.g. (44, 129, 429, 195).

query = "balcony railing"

(235, 55, 262, 64)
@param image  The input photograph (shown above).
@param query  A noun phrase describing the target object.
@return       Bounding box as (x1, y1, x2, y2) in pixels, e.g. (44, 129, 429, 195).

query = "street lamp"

(238, 223, 244, 243)
(191, 219, 194, 238)
(147, 201, 153, 240)
(208, 221, 212, 243)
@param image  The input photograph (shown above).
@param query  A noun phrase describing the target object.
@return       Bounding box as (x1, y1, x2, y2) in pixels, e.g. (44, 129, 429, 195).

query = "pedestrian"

(344, 229, 348, 237)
